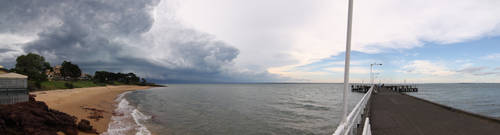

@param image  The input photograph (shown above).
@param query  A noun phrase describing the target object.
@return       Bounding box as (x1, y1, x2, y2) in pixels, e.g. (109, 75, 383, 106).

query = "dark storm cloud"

(0, 0, 286, 82)
(14, 0, 158, 74)
(169, 39, 239, 73)
(0, 48, 15, 53)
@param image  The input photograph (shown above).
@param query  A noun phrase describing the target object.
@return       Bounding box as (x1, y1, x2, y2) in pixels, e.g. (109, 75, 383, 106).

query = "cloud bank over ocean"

(0, 0, 286, 83)
(1, 0, 500, 83)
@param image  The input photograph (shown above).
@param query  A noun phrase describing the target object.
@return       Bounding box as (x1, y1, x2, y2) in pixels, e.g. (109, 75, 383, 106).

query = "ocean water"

(105, 83, 500, 135)
(407, 83, 500, 118)
(107, 84, 364, 135)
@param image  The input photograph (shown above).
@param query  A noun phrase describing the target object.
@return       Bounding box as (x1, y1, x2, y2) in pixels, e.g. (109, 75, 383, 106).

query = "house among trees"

(0, 66, 7, 74)
(0, 69, 28, 104)
(79, 73, 92, 80)
(45, 65, 63, 81)
(46, 65, 91, 81)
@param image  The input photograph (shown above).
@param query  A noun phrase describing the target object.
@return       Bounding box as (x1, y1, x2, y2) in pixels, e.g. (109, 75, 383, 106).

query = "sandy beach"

(31, 85, 152, 135)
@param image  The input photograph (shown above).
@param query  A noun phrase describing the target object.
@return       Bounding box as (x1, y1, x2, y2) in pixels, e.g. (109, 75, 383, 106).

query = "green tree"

(126, 73, 140, 84)
(93, 71, 141, 84)
(93, 71, 110, 83)
(61, 61, 82, 79)
(14, 53, 50, 81)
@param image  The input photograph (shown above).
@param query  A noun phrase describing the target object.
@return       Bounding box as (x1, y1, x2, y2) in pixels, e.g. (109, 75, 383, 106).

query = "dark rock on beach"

(0, 95, 97, 135)
(77, 119, 97, 134)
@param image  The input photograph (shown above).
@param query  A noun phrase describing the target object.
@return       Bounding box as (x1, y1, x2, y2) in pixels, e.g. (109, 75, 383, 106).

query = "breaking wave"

(102, 92, 152, 135)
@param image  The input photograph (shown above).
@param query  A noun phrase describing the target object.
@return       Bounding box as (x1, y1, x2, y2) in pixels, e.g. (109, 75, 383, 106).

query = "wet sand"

(31, 85, 151, 135)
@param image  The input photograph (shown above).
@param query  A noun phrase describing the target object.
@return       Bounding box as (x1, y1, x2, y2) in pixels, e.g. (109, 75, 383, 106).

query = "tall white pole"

(342, 0, 354, 122)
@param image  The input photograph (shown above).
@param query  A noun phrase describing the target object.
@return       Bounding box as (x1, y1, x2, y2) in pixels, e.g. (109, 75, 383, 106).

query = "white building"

(0, 73, 28, 104)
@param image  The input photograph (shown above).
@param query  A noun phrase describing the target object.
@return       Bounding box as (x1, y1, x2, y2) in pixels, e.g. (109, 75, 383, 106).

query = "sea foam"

(102, 92, 152, 135)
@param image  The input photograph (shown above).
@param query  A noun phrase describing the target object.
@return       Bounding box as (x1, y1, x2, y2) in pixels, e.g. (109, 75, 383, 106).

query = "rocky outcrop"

(77, 119, 97, 133)
(0, 95, 97, 135)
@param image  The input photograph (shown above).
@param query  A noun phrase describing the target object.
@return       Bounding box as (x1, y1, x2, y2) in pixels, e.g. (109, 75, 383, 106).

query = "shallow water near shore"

(103, 91, 152, 135)
(111, 83, 500, 135)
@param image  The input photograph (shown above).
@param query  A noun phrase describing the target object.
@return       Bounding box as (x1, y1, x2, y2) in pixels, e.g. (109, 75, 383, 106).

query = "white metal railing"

(362, 118, 372, 135)
(333, 85, 374, 135)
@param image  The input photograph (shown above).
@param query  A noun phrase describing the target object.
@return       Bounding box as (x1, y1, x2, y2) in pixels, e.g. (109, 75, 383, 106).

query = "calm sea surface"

(407, 83, 500, 118)
(116, 84, 363, 135)
(110, 83, 500, 135)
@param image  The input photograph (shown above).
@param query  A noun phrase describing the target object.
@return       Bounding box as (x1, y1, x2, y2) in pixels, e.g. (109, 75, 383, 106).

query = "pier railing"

(333, 85, 374, 135)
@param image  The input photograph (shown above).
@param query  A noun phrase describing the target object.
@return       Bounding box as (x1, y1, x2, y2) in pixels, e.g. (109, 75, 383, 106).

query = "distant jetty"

(351, 84, 418, 93)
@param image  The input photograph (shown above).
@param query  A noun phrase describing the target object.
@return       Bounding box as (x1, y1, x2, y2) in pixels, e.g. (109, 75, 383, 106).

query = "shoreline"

(31, 85, 152, 135)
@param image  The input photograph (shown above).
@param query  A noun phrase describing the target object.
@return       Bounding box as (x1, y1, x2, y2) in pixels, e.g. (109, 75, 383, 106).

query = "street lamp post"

(370, 63, 382, 85)
(374, 73, 381, 84)
(341, 0, 354, 122)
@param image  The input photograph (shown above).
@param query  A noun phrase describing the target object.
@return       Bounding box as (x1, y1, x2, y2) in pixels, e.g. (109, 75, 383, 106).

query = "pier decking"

(334, 85, 500, 135)
(369, 87, 500, 135)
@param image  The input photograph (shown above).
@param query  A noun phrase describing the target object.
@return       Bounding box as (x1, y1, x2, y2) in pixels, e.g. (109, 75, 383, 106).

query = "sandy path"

(31, 85, 152, 135)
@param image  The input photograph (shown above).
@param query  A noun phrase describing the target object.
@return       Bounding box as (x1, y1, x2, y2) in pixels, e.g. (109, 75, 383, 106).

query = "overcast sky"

(1, 0, 500, 83)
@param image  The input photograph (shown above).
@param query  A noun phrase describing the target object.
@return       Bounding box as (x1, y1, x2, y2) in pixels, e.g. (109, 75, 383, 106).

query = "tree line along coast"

(0, 53, 159, 135)
(1, 53, 160, 91)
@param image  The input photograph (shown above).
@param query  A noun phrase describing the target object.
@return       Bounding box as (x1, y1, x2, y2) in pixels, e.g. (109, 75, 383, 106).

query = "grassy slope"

(39, 81, 105, 90)
(30, 80, 159, 91)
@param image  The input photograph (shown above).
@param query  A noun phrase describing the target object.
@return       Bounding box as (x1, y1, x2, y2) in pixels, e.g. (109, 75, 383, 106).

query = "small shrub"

(28, 81, 40, 91)
(64, 82, 74, 89)
(35, 81, 42, 88)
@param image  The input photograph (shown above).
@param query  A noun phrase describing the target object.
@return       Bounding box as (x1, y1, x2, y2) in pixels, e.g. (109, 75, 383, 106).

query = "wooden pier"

(367, 87, 500, 135)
